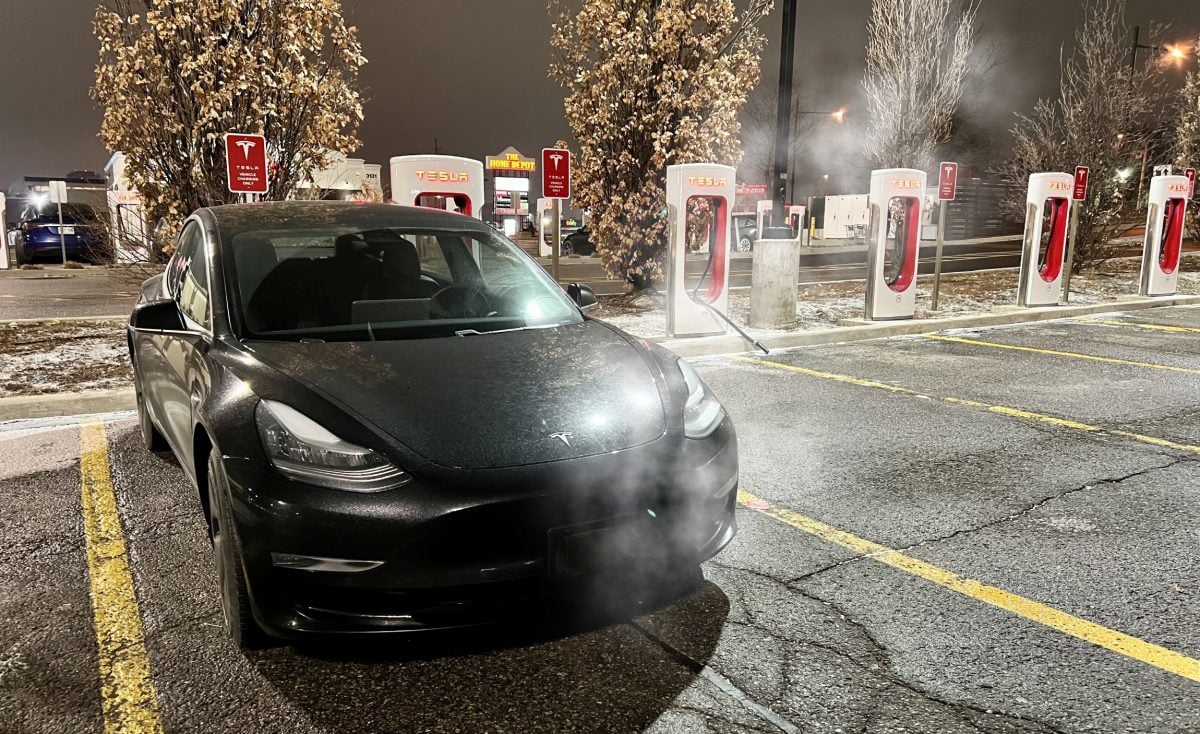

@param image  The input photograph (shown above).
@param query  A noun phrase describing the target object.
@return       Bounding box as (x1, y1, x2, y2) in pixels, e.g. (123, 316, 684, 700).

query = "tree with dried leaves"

(862, 0, 977, 171)
(92, 0, 366, 240)
(1001, 0, 1173, 270)
(550, 0, 771, 292)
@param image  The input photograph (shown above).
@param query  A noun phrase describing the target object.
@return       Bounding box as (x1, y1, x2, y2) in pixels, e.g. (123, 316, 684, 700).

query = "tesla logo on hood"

(547, 432, 573, 447)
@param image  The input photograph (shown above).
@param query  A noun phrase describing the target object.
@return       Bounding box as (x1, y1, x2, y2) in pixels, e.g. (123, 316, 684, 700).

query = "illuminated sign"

(486, 147, 537, 172)
(688, 177, 728, 187)
(1047, 181, 1070, 192)
(890, 179, 922, 190)
(1168, 183, 1189, 194)
(736, 183, 768, 197)
(415, 170, 470, 183)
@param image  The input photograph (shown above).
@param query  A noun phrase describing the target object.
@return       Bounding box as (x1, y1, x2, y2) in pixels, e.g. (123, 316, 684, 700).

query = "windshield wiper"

(455, 324, 559, 338)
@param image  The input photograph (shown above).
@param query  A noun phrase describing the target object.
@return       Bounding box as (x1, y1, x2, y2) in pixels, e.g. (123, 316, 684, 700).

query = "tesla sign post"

(1062, 166, 1090, 302)
(225, 133, 269, 201)
(930, 162, 958, 312)
(1186, 168, 1197, 200)
(542, 148, 571, 281)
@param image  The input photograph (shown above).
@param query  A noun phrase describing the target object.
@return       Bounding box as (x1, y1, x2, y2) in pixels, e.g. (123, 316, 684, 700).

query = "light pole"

(766, 0, 797, 239)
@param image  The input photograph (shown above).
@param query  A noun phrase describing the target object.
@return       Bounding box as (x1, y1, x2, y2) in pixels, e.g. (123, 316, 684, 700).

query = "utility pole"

(765, 0, 797, 239)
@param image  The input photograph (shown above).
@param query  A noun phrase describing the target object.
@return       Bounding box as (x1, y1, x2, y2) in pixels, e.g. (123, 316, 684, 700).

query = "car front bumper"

(220, 422, 738, 637)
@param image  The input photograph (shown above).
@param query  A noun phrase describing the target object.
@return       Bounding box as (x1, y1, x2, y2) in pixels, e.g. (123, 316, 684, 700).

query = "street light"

(1130, 26, 1191, 71)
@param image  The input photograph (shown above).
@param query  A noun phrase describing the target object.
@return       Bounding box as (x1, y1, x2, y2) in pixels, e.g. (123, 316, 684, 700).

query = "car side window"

(174, 224, 211, 329)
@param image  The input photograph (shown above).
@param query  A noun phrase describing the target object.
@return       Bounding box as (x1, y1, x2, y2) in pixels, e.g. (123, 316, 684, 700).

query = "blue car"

(14, 204, 106, 264)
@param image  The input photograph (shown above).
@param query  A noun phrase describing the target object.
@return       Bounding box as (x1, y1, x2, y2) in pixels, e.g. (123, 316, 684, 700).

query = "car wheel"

(738, 237, 752, 252)
(207, 452, 268, 649)
(136, 388, 169, 453)
(13, 241, 26, 266)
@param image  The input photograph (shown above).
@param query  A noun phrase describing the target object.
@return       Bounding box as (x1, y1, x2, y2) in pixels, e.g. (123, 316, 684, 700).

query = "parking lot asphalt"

(3, 306, 1200, 733)
(0, 268, 138, 320)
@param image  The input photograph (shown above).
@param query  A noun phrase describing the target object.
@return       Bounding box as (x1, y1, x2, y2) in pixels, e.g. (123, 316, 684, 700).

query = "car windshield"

(224, 213, 583, 342)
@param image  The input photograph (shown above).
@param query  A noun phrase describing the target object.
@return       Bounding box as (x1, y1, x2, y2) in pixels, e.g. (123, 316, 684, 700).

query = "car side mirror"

(566, 282, 598, 311)
(130, 298, 188, 333)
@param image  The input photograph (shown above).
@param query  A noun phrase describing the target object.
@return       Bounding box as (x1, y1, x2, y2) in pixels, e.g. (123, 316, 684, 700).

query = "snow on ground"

(0, 320, 131, 398)
(591, 255, 1200, 340)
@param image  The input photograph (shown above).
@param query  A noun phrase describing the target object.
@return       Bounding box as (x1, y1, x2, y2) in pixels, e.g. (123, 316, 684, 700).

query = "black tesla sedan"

(128, 201, 737, 647)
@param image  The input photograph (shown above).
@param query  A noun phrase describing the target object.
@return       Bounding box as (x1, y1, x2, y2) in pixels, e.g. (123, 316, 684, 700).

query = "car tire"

(737, 237, 752, 252)
(136, 388, 170, 453)
(13, 240, 26, 266)
(207, 452, 269, 649)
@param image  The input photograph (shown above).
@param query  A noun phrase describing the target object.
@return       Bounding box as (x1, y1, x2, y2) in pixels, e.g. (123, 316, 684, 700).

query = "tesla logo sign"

(224, 133, 268, 194)
(1186, 168, 1197, 200)
(1047, 181, 1071, 192)
(688, 177, 728, 188)
(891, 179, 922, 190)
(1168, 183, 1190, 194)
(415, 170, 470, 183)
(938, 162, 958, 201)
(547, 431, 573, 447)
(1073, 166, 1090, 201)
(542, 148, 571, 199)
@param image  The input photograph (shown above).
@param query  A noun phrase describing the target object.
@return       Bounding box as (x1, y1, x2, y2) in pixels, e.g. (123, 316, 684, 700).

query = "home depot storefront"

(485, 147, 536, 236)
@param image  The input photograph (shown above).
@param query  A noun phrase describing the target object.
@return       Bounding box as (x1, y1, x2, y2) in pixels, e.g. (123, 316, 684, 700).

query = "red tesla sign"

(938, 162, 958, 201)
(542, 148, 571, 199)
(1073, 166, 1090, 201)
(225, 133, 269, 194)
(1185, 168, 1197, 200)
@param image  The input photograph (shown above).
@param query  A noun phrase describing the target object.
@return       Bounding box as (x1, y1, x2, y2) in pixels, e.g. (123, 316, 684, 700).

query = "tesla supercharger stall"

(667, 164, 734, 337)
(389, 155, 484, 219)
(1139, 174, 1190, 297)
(865, 169, 927, 320)
(536, 197, 554, 257)
(787, 205, 806, 239)
(756, 199, 772, 238)
(1017, 172, 1074, 307)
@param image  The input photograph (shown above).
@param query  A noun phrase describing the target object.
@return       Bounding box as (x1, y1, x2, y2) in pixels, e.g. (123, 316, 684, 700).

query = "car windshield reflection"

(226, 222, 582, 341)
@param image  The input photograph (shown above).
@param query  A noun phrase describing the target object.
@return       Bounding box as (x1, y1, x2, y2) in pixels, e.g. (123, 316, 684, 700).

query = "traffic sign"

(541, 148, 571, 200)
(1186, 168, 1197, 200)
(1073, 166, 1090, 201)
(224, 133, 269, 194)
(937, 162, 958, 201)
(48, 180, 67, 204)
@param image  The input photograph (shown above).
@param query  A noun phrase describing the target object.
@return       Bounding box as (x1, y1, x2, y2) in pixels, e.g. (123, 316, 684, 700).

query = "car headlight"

(255, 399, 411, 492)
(678, 359, 726, 439)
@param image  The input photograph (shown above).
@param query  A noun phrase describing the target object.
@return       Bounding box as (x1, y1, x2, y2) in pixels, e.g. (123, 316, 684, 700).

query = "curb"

(0, 389, 136, 422)
(2, 315, 128, 325)
(656, 295, 1200, 358)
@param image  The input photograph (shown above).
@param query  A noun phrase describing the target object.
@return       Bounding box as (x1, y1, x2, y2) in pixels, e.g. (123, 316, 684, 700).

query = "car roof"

(202, 201, 493, 238)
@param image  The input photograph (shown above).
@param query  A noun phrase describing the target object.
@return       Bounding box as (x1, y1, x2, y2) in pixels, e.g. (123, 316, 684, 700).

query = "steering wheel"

(429, 286, 493, 319)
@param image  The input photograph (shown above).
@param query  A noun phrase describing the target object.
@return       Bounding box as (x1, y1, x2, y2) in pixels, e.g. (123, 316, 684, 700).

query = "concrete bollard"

(750, 237, 801, 329)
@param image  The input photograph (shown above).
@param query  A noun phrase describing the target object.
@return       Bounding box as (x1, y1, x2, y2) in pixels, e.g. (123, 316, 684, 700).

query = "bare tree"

(1001, 0, 1174, 270)
(862, 0, 978, 171)
(738, 81, 820, 187)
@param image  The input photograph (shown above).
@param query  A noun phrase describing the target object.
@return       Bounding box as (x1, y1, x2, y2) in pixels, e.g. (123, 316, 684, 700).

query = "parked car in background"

(732, 214, 757, 252)
(14, 204, 106, 264)
(563, 225, 595, 256)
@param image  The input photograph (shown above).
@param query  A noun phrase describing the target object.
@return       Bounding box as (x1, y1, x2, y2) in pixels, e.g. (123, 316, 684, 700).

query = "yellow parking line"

(80, 422, 164, 734)
(737, 490, 1200, 684)
(1078, 318, 1200, 335)
(925, 334, 1200, 376)
(727, 355, 1200, 456)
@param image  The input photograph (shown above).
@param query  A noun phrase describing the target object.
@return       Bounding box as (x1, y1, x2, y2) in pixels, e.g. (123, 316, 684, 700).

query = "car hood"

(247, 320, 669, 469)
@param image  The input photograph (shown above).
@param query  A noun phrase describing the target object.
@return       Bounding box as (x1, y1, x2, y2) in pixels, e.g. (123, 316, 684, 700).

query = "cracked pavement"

(2, 307, 1200, 732)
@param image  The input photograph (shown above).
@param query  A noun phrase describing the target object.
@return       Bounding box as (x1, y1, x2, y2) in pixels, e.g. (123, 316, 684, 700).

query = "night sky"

(1, 1, 1196, 192)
